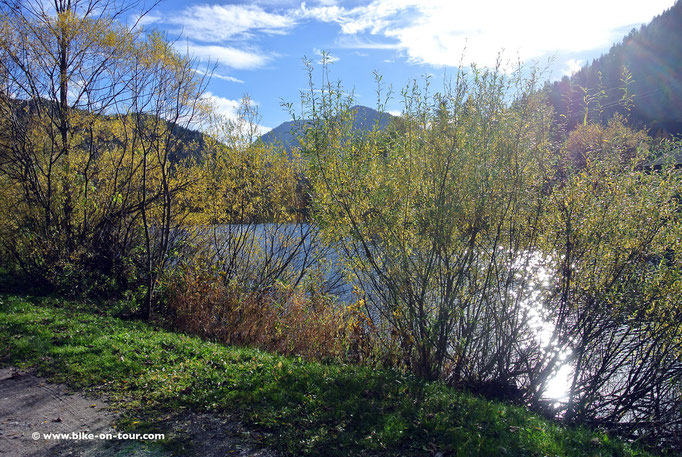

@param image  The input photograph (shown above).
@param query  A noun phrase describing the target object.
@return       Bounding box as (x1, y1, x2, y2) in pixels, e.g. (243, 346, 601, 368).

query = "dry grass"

(165, 269, 375, 363)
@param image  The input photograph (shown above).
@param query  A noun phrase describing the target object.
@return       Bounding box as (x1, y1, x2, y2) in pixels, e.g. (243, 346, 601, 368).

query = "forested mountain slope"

(548, 1, 682, 136)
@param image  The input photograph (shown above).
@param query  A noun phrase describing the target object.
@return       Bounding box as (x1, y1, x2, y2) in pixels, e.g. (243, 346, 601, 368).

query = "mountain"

(547, 1, 682, 137)
(259, 105, 395, 151)
(0, 97, 209, 164)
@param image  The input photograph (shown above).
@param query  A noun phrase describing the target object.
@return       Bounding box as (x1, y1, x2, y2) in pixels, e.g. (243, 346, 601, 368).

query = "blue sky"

(131, 0, 677, 132)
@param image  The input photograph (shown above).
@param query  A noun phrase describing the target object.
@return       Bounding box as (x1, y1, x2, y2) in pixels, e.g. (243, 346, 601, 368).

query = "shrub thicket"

(297, 57, 682, 450)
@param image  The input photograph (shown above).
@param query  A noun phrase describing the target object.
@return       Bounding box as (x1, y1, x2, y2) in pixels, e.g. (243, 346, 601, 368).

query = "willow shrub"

(537, 122, 682, 448)
(297, 59, 682, 451)
(162, 102, 377, 363)
(0, 4, 209, 303)
(298, 59, 556, 383)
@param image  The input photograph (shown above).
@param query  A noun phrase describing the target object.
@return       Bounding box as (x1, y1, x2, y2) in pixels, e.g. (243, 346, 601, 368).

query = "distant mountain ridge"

(1, 97, 209, 163)
(259, 105, 394, 151)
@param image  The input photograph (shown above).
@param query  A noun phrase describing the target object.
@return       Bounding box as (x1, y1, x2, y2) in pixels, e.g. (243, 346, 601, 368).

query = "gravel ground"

(0, 367, 278, 457)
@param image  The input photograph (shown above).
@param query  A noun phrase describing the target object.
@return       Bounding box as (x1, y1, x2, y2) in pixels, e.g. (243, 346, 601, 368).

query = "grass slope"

(0, 294, 652, 457)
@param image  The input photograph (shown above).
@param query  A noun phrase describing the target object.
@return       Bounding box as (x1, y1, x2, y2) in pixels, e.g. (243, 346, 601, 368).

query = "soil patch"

(0, 367, 278, 457)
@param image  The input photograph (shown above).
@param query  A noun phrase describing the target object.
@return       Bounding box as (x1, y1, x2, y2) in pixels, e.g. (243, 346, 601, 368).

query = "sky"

(129, 0, 677, 132)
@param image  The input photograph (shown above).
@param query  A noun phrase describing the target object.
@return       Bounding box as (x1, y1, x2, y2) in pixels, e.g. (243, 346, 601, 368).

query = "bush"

(165, 265, 375, 362)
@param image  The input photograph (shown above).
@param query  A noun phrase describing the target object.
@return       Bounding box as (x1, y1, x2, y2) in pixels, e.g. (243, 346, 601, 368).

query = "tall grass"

(166, 268, 377, 363)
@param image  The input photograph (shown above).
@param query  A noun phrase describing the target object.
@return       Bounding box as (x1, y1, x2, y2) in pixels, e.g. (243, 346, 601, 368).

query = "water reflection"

(202, 224, 574, 400)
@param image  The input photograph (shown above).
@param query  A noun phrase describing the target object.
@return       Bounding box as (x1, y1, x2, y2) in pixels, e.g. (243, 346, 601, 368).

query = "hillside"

(260, 105, 394, 151)
(0, 97, 209, 163)
(548, 1, 682, 136)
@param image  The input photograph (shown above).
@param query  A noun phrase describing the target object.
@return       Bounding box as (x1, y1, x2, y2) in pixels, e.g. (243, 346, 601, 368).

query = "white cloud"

(212, 73, 245, 84)
(204, 92, 241, 119)
(563, 58, 584, 76)
(183, 43, 271, 70)
(202, 92, 272, 137)
(299, 0, 676, 68)
(299, 0, 412, 35)
(148, 4, 296, 72)
(169, 4, 295, 42)
(129, 12, 162, 29)
(138, 0, 677, 75)
(335, 35, 401, 50)
(299, 4, 346, 23)
(194, 68, 245, 84)
(314, 48, 340, 64)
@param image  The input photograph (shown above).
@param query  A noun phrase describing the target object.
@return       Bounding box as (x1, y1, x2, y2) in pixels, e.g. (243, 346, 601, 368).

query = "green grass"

(0, 293, 653, 457)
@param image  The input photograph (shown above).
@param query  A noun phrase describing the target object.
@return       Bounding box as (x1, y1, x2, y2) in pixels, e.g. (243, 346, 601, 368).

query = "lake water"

(206, 223, 572, 401)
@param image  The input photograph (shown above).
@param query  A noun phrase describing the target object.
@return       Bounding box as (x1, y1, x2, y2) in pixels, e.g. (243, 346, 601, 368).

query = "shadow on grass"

(0, 294, 652, 457)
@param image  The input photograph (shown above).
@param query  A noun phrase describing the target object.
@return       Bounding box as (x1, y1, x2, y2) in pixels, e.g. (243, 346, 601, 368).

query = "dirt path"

(0, 367, 278, 457)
